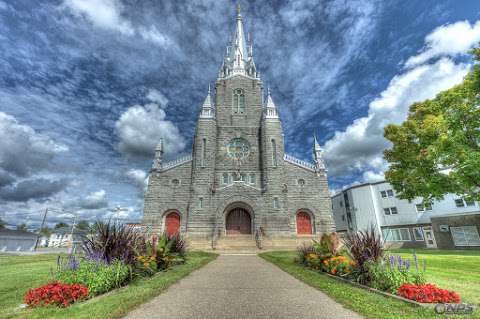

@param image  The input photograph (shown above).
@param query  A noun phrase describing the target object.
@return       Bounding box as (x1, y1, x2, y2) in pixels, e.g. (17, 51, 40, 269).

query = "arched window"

(201, 138, 206, 167)
(271, 139, 277, 167)
(222, 173, 229, 184)
(233, 89, 245, 114)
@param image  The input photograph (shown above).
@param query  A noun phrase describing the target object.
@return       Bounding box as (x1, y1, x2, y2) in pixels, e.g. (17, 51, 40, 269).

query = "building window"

(240, 173, 247, 182)
(465, 200, 475, 207)
(413, 227, 424, 241)
(222, 173, 229, 184)
(416, 202, 432, 212)
(455, 199, 465, 207)
(382, 228, 411, 241)
(271, 139, 277, 167)
(298, 179, 305, 186)
(201, 138, 206, 167)
(249, 173, 256, 184)
(381, 189, 394, 198)
(273, 197, 279, 209)
(341, 215, 345, 221)
(233, 89, 245, 113)
(384, 207, 397, 215)
(197, 197, 204, 209)
(450, 226, 480, 247)
(171, 179, 180, 187)
(339, 201, 343, 208)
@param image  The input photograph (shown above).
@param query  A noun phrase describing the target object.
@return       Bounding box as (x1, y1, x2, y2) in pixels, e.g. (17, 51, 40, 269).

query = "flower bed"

(24, 220, 188, 309)
(24, 281, 89, 308)
(296, 230, 461, 305)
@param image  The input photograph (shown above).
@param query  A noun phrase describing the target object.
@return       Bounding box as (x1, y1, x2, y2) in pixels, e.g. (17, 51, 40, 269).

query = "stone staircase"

(188, 235, 318, 254)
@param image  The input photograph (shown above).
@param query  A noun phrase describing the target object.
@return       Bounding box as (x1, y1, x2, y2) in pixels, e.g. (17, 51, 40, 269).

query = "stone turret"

(152, 138, 164, 170)
(199, 85, 214, 119)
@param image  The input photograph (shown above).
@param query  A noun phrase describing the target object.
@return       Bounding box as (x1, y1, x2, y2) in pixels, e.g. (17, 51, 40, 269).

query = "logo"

(434, 303, 475, 315)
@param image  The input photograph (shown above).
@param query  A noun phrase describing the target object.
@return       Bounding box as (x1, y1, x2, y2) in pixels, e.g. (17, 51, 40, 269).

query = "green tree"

(384, 48, 480, 201)
(0, 218, 5, 229)
(16, 223, 27, 231)
(54, 222, 69, 229)
(76, 220, 90, 230)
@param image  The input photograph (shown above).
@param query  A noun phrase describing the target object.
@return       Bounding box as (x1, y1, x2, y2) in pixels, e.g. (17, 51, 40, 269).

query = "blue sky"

(1, 0, 480, 227)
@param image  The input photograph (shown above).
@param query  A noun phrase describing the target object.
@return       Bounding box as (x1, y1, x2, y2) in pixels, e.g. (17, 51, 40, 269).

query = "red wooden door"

(297, 212, 312, 235)
(165, 212, 180, 236)
(226, 208, 251, 235)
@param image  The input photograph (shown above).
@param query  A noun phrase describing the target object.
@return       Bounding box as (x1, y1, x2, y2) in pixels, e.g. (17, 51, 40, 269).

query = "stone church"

(143, 6, 335, 249)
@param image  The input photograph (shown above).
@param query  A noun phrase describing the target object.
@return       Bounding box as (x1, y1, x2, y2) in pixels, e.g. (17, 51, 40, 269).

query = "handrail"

(284, 154, 316, 171)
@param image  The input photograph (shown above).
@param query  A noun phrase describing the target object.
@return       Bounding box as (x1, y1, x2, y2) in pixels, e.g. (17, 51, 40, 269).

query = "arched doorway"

(226, 208, 251, 235)
(165, 212, 180, 236)
(296, 211, 312, 235)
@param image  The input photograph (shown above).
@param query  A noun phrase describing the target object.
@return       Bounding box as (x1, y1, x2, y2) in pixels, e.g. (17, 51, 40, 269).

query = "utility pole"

(69, 212, 77, 254)
(34, 207, 48, 250)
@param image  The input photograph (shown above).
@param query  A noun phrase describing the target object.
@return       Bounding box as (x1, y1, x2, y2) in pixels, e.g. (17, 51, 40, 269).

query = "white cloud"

(126, 169, 148, 189)
(115, 102, 186, 158)
(362, 170, 384, 183)
(324, 58, 470, 179)
(62, 0, 172, 46)
(323, 19, 480, 184)
(406, 20, 480, 68)
(0, 112, 68, 178)
(78, 189, 108, 209)
(63, 0, 134, 35)
(146, 89, 168, 107)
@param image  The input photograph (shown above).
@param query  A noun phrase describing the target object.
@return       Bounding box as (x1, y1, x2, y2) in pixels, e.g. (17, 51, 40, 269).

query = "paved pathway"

(124, 254, 362, 319)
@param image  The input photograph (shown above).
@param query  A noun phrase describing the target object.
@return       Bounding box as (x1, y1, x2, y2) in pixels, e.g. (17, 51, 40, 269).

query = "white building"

(331, 181, 480, 249)
(48, 227, 85, 248)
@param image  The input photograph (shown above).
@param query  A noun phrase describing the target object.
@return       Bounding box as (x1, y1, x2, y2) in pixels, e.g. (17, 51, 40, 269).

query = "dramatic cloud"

(0, 112, 68, 178)
(405, 20, 480, 68)
(62, 0, 172, 46)
(77, 189, 108, 209)
(126, 169, 148, 190)
(115, 100, 186, 158)
(324, 58, 469, 178)
(323, 19, 480, 181)
(0, 178, 69, 202)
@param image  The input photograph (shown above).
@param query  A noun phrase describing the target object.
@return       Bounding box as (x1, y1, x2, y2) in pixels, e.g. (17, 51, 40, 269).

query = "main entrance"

(226, 208, 251, 235)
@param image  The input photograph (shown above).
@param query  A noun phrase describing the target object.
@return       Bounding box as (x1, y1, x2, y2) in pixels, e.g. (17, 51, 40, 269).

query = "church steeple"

(265, 88, 279, 119)
(199, 84, 214, 119)
(313, 134, 326, 173)
(218, 4, 258, 79)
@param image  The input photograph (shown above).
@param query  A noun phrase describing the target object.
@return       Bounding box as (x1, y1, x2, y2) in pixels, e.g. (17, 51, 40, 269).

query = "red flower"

(24, 281, 89, 308)
(397, 283, 461, 304)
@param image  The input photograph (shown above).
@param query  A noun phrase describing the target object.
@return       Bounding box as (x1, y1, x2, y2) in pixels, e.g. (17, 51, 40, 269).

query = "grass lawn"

(0, 251, 217, 319)
(260, 250, 480, 319)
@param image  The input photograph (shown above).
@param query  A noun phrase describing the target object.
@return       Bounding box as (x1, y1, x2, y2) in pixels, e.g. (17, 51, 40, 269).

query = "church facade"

(143, 7, 335, 248)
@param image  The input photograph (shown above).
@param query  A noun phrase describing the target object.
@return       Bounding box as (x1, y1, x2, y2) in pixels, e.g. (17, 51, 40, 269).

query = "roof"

(430, 211, 480, 219)
(52, 227, 87, 235)
(0, 228, 37, 238)
(331, 180, 387, 198)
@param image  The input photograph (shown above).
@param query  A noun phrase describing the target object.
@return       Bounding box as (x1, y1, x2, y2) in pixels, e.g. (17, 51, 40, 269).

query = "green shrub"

(344, 227, 383, 284)
(367, 254, 426, 294)
(154, 234, 186, 270)
(56, 259, 130, 296)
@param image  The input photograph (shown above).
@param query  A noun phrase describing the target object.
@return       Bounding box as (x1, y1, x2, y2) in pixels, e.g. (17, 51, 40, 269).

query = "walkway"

(124, 254, 362, 319)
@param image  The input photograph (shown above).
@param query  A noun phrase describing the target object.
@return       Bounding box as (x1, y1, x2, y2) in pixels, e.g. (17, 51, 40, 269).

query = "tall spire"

(265, 87, 279, 119)
(219, 4, 257, 79)
(199, 84, 214, 119)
